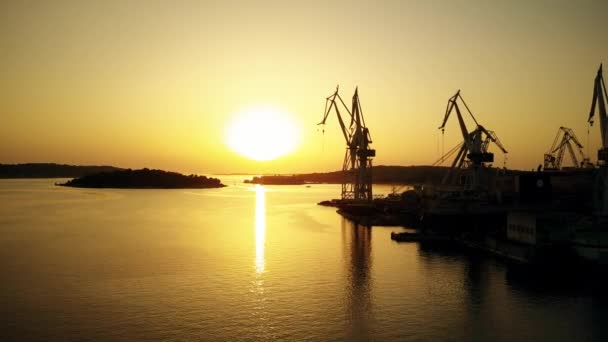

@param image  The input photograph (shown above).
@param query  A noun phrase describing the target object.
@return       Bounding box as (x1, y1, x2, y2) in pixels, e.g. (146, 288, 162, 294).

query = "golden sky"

(1, 0, 607, 174)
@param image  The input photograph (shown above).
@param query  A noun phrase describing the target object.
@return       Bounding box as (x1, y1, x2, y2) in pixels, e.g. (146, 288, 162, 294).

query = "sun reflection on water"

(254, 184, 266, 273)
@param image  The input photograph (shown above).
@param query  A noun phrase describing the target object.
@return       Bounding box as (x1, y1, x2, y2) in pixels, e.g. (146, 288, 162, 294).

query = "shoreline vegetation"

(58, 168, 225, 189)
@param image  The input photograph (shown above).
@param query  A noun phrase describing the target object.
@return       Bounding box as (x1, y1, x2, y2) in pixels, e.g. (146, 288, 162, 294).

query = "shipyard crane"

(587, 63, 608, 217)
(588, 64, 608, 164)
(437, 90, 508, 187)
(543, 127, 593, 170)
(319, 86, 375, 201)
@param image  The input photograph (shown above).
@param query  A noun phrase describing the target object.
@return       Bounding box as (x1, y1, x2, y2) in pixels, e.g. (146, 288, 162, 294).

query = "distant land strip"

(244, 165, 452, 185)
(58, 168, 225, 189)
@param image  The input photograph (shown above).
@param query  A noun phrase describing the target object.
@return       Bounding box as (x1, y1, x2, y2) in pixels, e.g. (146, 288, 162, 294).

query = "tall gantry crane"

(319, 86, 375, 201)
(543, 127, 593, 170)
(588, 64, 608, 217)
(588, 64, 608, 164)
(437, 90, 507, 187)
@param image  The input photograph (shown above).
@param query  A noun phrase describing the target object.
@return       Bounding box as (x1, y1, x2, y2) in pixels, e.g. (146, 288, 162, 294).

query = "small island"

(58, 168, 225, 189)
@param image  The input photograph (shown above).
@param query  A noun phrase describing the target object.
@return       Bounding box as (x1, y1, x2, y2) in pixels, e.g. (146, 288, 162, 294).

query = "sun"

(225, 105, 301, 161)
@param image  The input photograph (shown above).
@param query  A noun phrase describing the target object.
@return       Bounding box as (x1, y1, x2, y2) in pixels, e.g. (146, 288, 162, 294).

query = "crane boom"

(439, 90, 477, 146)
(319, 88, 349, 142)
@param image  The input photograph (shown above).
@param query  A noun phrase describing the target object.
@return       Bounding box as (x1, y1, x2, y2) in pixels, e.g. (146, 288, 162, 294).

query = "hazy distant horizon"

(2, 161, 548, 178)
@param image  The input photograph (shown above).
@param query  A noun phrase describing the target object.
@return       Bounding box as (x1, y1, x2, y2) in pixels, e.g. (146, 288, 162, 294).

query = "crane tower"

(588, 64, 608, 217)
(319, 87, 375, 201)
(588, 64, 608, 164)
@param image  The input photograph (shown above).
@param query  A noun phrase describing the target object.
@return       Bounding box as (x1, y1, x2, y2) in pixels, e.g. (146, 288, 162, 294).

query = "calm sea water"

(1, 178, 607, 341)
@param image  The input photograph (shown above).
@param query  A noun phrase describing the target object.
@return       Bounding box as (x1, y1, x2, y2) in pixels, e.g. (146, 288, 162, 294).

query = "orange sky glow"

(1, 0, 607, 174)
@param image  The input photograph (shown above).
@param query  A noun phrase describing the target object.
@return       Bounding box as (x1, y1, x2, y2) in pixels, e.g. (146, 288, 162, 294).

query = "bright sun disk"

(225, 106, 300, 161)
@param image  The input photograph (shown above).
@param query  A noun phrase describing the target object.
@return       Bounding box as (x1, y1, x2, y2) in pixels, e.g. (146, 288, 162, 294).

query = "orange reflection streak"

(254, 184, 266, 273)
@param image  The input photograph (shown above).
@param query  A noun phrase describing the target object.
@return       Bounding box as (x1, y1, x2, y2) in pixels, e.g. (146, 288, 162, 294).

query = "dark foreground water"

(1, 178, 607, 341)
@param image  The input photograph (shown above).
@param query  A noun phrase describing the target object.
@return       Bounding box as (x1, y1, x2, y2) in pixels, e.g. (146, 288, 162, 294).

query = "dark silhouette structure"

(436, 90, 508, 189)
(588, 64, 608, 163)
(543, 127, 593, 170)
(319, 87, 375, 201)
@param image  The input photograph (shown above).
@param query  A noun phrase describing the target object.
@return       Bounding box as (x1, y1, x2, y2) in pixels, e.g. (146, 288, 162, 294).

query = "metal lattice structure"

(543, 127, 593, 170)
(437, 90, 507, 187)
(319, 87, 375, 201)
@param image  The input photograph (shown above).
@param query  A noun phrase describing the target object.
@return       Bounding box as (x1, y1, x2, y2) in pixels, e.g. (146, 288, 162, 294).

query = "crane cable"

(321, 126, 325, 152)
(441, 129, 445, 162)
(432, 141, 463, 166)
